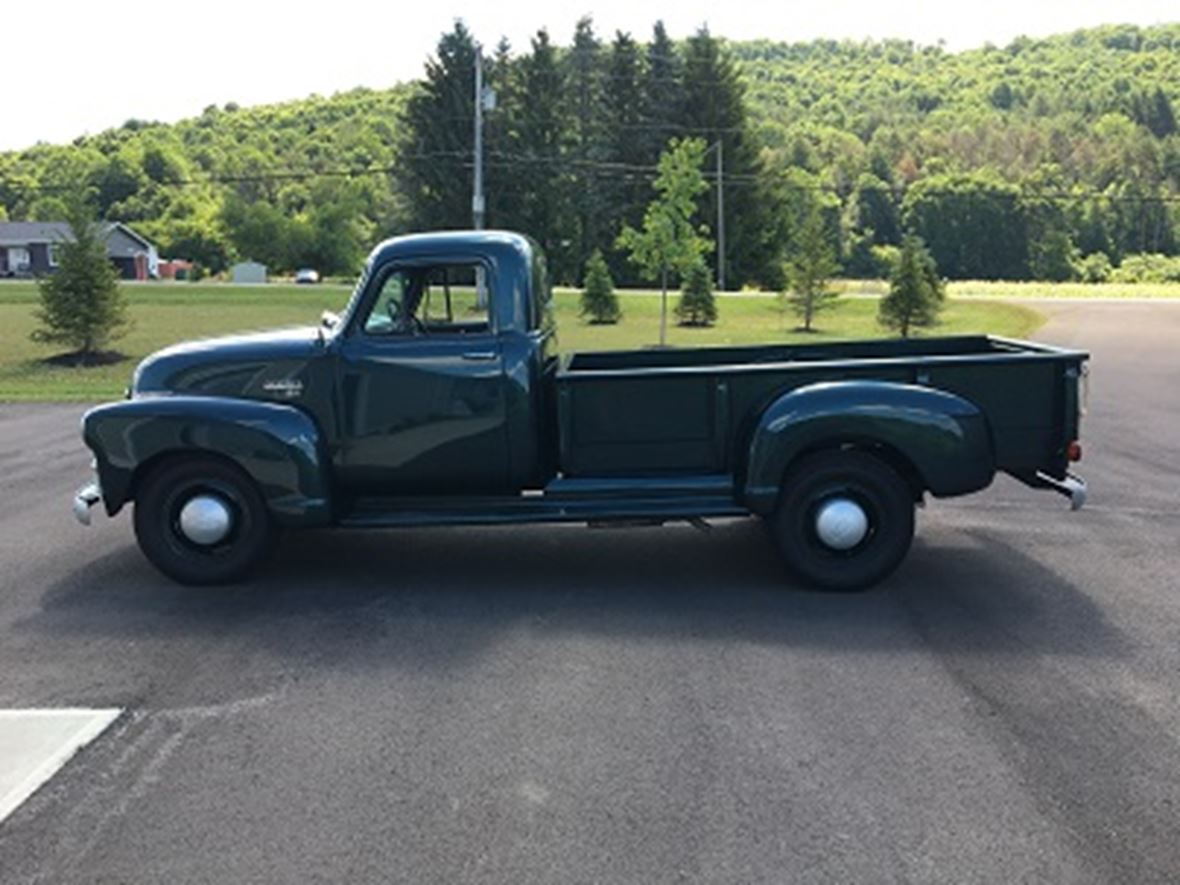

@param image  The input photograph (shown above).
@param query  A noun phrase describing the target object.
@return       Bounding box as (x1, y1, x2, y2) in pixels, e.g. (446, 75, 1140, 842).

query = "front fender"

(742, 381, 994, 514)
(82, 396, 331, 527)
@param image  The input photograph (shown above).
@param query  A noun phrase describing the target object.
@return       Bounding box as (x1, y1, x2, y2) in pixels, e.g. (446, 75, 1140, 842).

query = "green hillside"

(0, 22, 1177, 286)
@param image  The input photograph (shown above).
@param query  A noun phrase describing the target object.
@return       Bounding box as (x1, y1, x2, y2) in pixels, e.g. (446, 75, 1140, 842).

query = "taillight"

(1067, 440, 1082, 462)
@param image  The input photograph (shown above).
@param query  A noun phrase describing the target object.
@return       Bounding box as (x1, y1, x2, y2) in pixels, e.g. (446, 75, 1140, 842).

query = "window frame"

(350, 256, 497, 340)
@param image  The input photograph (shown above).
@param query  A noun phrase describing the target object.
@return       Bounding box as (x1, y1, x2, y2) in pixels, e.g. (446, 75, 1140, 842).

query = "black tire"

(133, 456, 276, 585)
(769, 450, 915, 592)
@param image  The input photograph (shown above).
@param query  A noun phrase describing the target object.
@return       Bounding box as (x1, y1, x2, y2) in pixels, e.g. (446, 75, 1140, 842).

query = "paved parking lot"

(0, 300, 1178, 883)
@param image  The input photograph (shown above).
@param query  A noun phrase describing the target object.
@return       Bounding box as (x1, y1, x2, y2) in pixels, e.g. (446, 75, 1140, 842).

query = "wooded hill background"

(0, 21, 1177, 287)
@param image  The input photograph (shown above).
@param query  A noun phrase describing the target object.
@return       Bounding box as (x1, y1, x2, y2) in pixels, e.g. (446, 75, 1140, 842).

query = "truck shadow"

(29, 517, 1128, 671)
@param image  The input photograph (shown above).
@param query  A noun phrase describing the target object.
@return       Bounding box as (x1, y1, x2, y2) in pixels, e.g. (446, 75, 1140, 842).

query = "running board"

(339, 492, 747, 529)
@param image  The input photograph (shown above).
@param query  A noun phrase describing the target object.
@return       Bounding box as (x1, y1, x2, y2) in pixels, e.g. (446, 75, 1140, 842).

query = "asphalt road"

(1, 300, 1178, 884)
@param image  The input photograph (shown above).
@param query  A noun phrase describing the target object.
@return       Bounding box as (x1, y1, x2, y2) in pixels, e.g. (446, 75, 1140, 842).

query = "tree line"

(0, 22, 1178, 284)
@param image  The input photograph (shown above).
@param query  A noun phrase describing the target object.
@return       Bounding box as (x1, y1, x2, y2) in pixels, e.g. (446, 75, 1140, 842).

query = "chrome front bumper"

(73, 482, 102, 526)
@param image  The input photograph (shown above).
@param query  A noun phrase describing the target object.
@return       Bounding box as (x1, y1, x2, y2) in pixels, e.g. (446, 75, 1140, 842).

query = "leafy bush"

(1110, 253, 1180, 283)
(870, 245, 901, 278)
(1079, 252, 1112, 283)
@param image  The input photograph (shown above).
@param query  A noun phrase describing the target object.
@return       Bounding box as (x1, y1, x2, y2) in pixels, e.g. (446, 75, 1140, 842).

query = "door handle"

(461, 351, 498, 362)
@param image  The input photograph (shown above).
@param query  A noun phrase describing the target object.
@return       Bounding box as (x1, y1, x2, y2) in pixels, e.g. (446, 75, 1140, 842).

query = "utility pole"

(715, 138, 726, 291)
(472, 43, 485, 231)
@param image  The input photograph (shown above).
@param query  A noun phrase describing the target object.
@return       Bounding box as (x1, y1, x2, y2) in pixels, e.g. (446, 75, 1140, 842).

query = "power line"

(3, 152, 1179, 204)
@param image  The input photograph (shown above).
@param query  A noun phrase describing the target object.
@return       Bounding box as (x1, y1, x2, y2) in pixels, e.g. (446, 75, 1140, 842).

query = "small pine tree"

(785, 206, 840, 331)
(580, 249, 620, 324)
(676, 257, 718, 327)
(878, 235, 944, 338)
(31, 197, 128, 361)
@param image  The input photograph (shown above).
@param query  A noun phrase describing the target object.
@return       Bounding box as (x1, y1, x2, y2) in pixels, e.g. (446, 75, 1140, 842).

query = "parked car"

(74, 231, 1088, 590)
(294, 268, 320, 284)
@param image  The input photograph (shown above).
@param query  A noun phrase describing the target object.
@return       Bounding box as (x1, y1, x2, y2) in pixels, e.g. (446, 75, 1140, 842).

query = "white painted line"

(0, 708, 122, 825)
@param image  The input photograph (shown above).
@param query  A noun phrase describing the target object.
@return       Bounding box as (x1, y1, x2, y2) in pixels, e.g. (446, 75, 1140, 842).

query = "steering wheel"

(385, 300, 428, 336)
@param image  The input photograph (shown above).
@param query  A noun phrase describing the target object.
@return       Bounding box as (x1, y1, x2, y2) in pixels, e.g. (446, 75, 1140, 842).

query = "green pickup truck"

(75, 231, 1088, 590)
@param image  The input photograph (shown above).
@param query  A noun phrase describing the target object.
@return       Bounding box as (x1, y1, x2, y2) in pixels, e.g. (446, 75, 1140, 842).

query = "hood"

(132, 326, 325, 400)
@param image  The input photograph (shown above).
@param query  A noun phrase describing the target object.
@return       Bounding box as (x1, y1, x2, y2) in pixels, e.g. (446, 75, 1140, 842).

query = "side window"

(362, 263, 491, 336)
(363, 270, 409, 335)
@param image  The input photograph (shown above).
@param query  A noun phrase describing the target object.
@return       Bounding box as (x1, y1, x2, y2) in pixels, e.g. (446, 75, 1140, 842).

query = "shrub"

(1110, 253, 1180, 283)
(31, 198, 129, 359)
(676, 257, 718, 327)
(869, 244, 901, 278)
(878, 235, 944, 337)
(784, 206, 840, 331)
(1078, 252, 1112, 284)
(579, 249, 620, 323)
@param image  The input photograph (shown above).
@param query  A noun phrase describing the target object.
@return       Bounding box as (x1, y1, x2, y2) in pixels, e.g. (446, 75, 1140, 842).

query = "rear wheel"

(133, 456, 276, 585)
(769, 450, 915, 591)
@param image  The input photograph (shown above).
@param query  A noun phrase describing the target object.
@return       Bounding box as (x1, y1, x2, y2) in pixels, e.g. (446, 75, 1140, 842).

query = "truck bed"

(555, 335, 1087, 481)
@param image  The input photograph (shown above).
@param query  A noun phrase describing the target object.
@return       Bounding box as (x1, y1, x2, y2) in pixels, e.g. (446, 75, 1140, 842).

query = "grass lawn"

(0, 280, 1043, 402)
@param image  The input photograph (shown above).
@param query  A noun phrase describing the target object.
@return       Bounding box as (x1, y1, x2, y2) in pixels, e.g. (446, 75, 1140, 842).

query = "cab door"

(335, 261, 510, 496)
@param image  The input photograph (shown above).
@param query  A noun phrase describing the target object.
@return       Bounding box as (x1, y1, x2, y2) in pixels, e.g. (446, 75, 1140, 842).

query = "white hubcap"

(178, 494, 233, 546)
(814, 497, 869, 550)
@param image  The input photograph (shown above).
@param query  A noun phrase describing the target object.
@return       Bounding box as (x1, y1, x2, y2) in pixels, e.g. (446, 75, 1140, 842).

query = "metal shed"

(231, 261, 268, 284)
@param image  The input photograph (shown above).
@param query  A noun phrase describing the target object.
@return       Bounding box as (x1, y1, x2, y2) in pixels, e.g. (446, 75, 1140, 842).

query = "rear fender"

(742, 381, 994, 515)
(82, 396, 331, 526)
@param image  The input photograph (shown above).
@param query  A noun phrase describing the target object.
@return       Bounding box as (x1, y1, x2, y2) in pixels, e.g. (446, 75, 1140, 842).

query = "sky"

(1, 0, 1175, 151)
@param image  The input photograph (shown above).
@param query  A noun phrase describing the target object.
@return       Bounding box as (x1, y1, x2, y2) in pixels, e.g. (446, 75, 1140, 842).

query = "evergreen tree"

(879, 235, 944, 337)
(680, 27, 777, 288)
(580, 249, 620, 323)
(485, 37, 521, 229)
(401, 22, 477, 230)
(31, 196, 129, 360)
(566, 17, 609, 278)
(676, 256, 717, 326)
(617, 137, 711, 345)
(639, 22, 684, 164)
(510, 29, 575, 280)
(602, 30, 648, 282)
(850, 173, 901, 246)
(785, 206, 840, 331)
(1132, 86, 1177, 139)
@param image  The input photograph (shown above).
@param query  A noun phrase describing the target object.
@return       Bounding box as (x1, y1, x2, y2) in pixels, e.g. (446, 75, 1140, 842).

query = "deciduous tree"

(617, 138, 711, 345)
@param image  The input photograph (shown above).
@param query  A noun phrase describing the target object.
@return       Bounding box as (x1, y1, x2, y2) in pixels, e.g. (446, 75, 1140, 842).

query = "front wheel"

(769, 450, 915, 592)
(133, 456, 276, 585)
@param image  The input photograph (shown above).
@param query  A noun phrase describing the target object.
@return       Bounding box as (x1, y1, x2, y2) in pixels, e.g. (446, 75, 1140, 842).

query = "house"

(0, 221, 159, 280)
(231, 261, 267, 284)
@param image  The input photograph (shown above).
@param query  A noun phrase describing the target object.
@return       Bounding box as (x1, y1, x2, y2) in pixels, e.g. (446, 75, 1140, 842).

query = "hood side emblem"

(262, 378, 304, 398)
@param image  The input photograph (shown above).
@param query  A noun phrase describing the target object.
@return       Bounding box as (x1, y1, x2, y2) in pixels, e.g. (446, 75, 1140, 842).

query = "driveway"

(0, 299, 1178, 883)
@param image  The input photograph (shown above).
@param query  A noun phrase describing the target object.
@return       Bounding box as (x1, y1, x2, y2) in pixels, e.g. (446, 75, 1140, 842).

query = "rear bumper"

(73, 482, 103, 526)
(1034, 470, 1087, 511)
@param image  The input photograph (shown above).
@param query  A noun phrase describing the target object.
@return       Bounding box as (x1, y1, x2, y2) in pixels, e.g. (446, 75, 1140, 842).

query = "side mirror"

(320, 310, 340, 330)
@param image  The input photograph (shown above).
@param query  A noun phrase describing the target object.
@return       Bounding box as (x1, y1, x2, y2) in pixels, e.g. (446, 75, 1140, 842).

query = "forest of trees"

(0, 21, 1177, 286)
